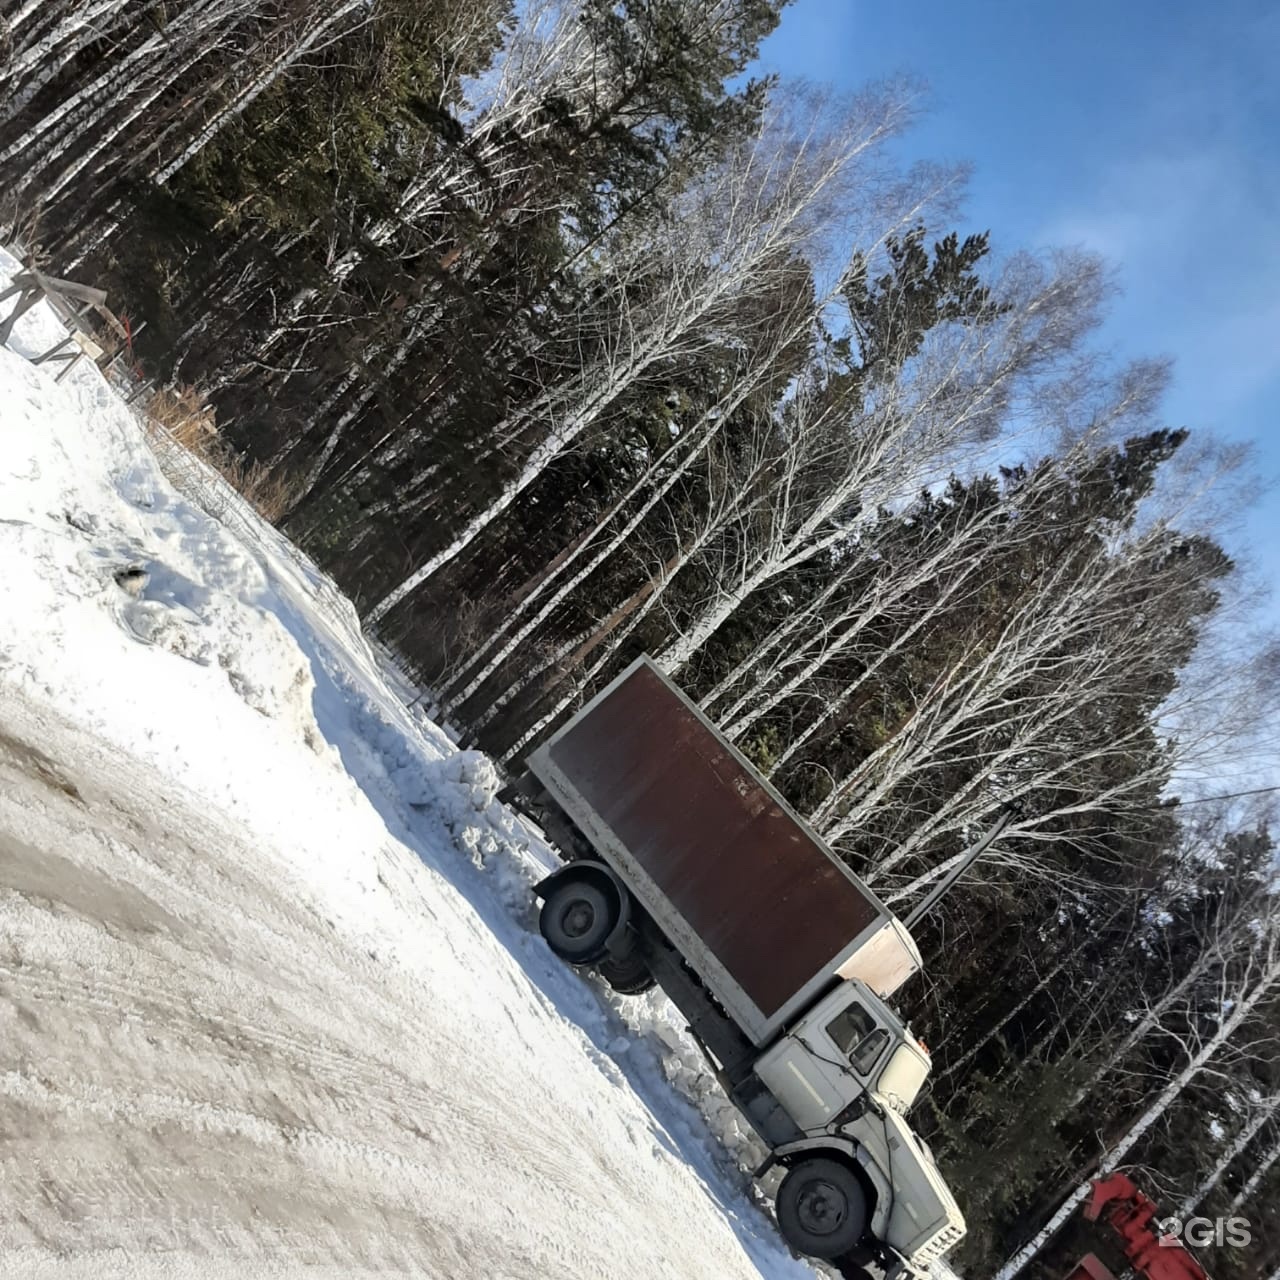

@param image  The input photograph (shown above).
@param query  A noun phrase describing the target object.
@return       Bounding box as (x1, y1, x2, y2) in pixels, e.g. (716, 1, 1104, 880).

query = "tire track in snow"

(0, 693, 791, 1280)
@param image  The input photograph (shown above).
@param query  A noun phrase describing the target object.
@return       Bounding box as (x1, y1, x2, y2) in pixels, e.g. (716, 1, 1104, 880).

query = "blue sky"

(757, 0, 1279, 611)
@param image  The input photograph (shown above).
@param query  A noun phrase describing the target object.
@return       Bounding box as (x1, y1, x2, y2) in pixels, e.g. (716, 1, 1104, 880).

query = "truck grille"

(914, 1220, 965, 1263)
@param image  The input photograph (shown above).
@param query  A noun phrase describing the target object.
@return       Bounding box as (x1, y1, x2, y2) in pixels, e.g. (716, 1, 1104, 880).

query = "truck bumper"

(880, 1252, 927, 1280)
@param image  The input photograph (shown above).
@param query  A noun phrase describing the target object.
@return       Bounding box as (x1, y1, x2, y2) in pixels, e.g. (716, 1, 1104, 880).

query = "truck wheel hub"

(796, 1181, 846, 1235)
(562, 900, 595, 938)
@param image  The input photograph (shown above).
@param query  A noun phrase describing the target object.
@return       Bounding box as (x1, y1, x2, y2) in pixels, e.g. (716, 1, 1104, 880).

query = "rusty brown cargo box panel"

(528, 656, 891, 1045)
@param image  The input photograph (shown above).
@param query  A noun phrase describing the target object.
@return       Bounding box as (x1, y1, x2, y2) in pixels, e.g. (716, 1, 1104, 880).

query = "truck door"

(822, 999, 892, 1080)
(755, 988, 892, 1132)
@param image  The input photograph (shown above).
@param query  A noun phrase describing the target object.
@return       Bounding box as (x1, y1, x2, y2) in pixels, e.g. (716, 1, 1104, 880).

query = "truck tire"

(539, 879, 617, 964)
(775, 1158, 868, 1260)
(598, 950, 655, 995)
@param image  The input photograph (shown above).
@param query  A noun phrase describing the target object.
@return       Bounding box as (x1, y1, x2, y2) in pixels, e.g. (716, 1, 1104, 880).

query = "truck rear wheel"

(539, 879, 617, 964)
(775, 1158, 867, 1260)
(598, 950, 655, 995)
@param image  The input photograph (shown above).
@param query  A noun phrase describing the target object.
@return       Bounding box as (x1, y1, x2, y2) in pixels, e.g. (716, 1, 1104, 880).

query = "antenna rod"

(904, 810, 1014, 929)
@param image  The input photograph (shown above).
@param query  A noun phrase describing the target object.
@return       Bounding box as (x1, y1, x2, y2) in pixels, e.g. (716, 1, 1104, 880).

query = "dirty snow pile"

(0, 244, 824, 1279)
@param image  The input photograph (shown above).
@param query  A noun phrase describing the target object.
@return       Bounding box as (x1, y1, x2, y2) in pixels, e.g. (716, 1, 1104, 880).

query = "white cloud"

(1038, 136, 1280, 430)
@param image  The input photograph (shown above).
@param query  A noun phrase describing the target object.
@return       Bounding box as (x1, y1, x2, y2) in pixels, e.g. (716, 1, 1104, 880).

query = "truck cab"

(755, 980, 929, 1126)
(754, 980, 965, 1276)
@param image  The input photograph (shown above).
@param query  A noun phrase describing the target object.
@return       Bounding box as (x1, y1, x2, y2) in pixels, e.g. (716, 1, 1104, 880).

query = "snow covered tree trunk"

(439, 365, 782, 716)
(434, 443, 692, 712)
(700, 571, 847, 718)
(802, 437, 1237, 880)
(1228, 1130, 1280, 1213)
(0, 0, 138, 128)
(496, 244, 1109, 759)
(729, 527, 1000, 759)
(493, 481, 764, 758)
(150, 1, 367, 186)
(932, 955, 1072, 1082)
(1068, 941, 1229, 1109)
(38, 40, 218, 204)
(655, 245, 1100, 674)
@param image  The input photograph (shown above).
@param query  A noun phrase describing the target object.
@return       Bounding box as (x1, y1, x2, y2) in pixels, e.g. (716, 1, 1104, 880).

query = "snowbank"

(0, 244, 779, 1186)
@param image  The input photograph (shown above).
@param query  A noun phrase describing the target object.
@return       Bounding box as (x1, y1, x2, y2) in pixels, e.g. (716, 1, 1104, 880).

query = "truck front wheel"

(539, 879, 617, 964)
(775, 1158, 868, 1260)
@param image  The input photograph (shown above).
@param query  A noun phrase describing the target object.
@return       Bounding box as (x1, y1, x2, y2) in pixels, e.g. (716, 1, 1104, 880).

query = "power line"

(1171, 784, 1280, 808)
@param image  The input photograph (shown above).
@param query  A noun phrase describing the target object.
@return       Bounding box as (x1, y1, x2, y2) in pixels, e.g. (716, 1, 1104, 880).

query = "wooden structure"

(0, 264, 130, 381)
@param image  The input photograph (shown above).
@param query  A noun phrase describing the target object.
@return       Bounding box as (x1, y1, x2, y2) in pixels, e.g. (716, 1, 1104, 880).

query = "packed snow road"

(0, 692, 783, 1280)
(0, 250, 810, 1279)
(1, 693, 471, 1275)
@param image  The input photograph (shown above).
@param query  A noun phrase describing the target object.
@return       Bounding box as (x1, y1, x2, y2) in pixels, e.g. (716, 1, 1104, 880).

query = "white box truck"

(503, 657, 966, 1279)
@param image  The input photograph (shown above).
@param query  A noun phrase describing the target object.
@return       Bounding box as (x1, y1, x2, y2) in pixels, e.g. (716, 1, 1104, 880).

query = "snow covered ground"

(0, 247, 818, 1279)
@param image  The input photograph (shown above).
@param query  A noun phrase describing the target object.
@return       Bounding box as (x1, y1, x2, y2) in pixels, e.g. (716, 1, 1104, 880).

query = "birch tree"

(437, 212, 986, 725)
(650, 233, 1033, 671)
(0, 1, 335, 244)
(489, 231, 1080, 757)
(1181, 1091, 1280, 1216)
(366, 82, 923, 622)
(1065, 815, 1278, 1112)
(1228, 1129, 1280, 1213)
(270, 0, 786, 508)
(800, 433, 1235, 892)
(544, 241, 1102, 748)
(433, 264, 824, 718)
(993, 917, 1280, 1280)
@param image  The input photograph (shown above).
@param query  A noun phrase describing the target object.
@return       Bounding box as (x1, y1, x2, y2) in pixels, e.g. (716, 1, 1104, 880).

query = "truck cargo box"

(527, 656, 918, 1046)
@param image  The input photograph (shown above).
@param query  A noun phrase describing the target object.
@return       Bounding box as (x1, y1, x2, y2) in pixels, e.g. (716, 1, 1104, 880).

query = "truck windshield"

(826, 1004, 889, 1075)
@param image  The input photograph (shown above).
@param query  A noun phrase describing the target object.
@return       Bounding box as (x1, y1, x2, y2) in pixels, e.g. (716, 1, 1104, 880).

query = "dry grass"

(221, 457, 300, 523)
(146, 385, 220, 452)
(143, 384, 301, 524)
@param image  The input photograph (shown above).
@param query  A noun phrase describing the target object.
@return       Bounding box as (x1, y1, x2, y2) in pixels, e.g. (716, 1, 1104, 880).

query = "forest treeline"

(3, 2, 1279, 1275)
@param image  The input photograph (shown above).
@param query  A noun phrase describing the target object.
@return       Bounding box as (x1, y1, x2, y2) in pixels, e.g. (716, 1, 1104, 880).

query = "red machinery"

(1062, 1174, 1211, 1280)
